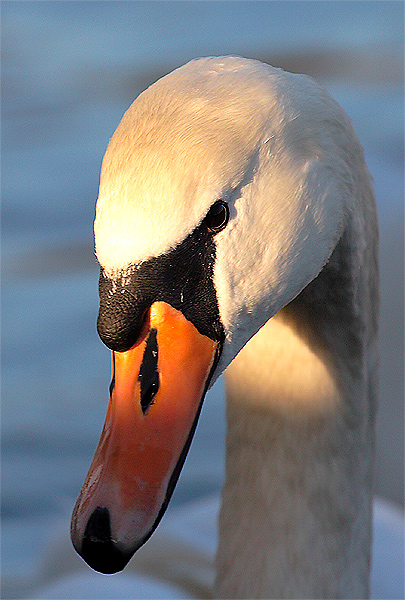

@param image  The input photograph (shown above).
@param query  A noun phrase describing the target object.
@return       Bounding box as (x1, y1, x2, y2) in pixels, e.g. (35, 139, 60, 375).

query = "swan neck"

(215, 223, 378, 599)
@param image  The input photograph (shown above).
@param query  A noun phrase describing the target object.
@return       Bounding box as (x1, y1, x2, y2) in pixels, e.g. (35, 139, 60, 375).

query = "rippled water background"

(2, 1, 403, 596)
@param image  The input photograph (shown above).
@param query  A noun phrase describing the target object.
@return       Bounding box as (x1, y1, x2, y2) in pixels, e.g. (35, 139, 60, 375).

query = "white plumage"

(53, 57, 403, 598)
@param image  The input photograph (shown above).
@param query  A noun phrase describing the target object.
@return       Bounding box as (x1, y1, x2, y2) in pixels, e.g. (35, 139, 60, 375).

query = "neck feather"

(215, 223, 378, 599)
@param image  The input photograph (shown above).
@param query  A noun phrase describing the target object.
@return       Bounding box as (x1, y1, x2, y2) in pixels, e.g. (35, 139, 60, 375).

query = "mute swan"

(70, 57, 380, 599)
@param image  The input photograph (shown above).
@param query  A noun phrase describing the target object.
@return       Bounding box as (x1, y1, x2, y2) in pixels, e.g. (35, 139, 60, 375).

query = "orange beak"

(71, 301, 219, 573)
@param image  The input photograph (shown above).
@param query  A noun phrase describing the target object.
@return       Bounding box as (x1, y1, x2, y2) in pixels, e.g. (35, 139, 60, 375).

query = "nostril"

(138, 328, 159, 415)
(141, 382, 159, 413)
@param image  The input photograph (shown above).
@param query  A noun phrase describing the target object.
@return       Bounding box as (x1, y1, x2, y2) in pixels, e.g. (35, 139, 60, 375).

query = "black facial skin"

(97, 203, 228, 352)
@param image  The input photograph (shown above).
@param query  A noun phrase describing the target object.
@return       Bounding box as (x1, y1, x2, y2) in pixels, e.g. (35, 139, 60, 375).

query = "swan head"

(71, 56, 361, 573)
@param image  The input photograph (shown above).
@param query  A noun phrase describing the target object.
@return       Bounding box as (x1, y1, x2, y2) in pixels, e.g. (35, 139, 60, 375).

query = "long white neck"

(215, 219, 378, 599)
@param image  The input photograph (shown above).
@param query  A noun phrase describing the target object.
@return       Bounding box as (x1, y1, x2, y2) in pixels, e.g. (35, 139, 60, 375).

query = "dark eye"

(204, 200, 229, 233)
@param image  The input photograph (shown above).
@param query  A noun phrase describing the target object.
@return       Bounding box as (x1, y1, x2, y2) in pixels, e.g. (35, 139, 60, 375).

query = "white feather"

(92, 57, 383, 598)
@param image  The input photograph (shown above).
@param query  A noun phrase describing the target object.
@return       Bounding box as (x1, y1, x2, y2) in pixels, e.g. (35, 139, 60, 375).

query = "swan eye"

(204, 200, 229, 233)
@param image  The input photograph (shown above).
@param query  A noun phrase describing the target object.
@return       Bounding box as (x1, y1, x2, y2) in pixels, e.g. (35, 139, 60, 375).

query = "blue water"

(2, 1, 403, 594)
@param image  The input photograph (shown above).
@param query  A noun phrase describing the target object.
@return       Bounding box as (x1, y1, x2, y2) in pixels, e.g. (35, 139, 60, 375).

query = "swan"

(70, 56, 380, 599)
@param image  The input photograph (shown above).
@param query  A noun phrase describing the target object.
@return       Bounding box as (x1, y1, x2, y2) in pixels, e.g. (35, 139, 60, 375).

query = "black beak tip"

(78, 506, 132, 574)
